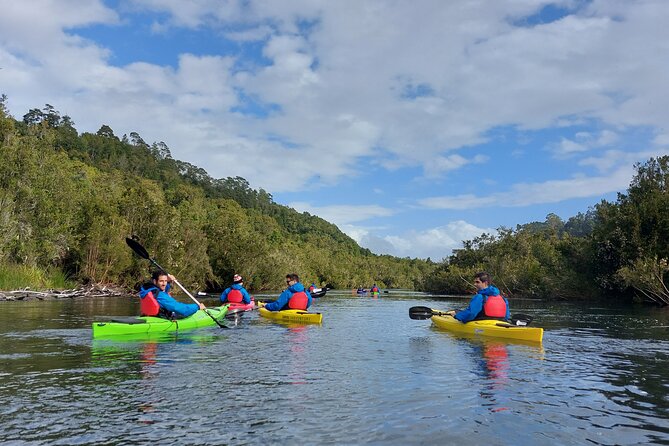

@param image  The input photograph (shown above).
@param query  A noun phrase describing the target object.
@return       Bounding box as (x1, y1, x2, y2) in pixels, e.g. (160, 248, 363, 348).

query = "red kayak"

(226, 297, 255, 311)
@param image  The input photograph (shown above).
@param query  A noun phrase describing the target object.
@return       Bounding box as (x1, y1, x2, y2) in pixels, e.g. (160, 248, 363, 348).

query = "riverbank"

(0, 284, 129, 302)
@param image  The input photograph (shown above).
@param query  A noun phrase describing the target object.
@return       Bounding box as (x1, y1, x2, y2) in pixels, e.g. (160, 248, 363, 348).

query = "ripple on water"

(1, 297, 668, 444)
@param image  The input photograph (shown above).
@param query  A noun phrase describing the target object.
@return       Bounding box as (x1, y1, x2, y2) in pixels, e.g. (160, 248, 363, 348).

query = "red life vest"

(288, 291, 308, 310)
(309, 285, 315, 292)
(483, 294, 507, 318)
(140, 291, 160, 316)
(226, 288, 243, 303)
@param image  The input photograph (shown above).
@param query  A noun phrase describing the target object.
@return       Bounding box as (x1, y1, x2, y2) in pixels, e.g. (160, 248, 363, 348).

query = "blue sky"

(1, 0, 667, 260)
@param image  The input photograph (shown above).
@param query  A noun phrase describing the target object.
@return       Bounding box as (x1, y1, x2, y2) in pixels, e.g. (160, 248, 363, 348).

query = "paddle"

(125, 237, 228, 329)
(510, 314, 533, 326)
(409, 306, 534, 326)
(409, 306, 450, 320)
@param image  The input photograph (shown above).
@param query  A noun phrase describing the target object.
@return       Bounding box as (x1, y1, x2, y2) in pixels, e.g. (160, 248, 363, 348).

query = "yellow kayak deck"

(259, 307, 323, 324)
(432, 314, 543, 343)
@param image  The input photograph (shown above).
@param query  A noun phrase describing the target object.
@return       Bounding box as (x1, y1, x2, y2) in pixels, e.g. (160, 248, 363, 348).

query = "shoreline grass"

(0, 263, 76, 291)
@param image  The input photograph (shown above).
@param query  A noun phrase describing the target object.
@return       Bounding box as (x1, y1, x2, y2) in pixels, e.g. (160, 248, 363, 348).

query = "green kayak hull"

(92, 306, 229, 338)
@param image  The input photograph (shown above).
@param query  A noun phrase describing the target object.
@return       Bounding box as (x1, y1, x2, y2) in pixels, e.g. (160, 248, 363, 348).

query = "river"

(1, 290, 668, 445)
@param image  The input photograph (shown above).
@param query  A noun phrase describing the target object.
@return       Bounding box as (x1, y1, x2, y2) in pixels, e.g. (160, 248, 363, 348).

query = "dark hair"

(152, 270, 168, 281)
(474, 271, 491, 284)
(286, 273, 299, 282)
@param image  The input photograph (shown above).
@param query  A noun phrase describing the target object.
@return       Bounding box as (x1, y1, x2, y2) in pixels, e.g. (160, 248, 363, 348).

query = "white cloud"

(1, 1, 668, 193)
(578, 148, 665, 174)
(356, 220, 495, 261)
(288, 202, 395, 225)
(553, 129, 620, 158)
(418, 164, 637, 210)
(1, 0, 668, 259)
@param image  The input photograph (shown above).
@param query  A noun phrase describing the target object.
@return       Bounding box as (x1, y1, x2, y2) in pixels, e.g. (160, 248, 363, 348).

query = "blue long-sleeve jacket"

(265, 282, 312, 311)
(454, 285, 510, 323)
(139, 283, 199, 318)
(220, 283, 252, 304)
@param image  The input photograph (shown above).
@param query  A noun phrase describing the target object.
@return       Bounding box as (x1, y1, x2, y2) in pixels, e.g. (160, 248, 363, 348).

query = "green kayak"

(92, 305, 229, 338)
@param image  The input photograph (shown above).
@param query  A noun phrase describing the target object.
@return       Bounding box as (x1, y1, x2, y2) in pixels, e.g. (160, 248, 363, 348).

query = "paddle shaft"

(409, 306, 532, 326)
(126, 238, 226, 328)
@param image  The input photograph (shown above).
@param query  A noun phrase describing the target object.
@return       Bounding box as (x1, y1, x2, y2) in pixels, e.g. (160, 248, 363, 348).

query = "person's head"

(285, 273, 299, 286)
(233, 274, 243, 284)
(473, 272, 491, 291)
(152, 270, 169, 291)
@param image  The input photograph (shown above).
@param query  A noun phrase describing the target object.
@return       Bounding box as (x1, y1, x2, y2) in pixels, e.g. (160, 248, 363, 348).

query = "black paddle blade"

(125, 237, 150, 260)
(225, 309, 245, 320)
(409, 306, 435, 320)
(511, 313, 533, 326)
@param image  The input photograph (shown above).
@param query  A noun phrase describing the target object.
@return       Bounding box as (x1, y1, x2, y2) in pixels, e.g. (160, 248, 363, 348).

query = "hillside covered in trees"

(0, 97, 434, 292)
(2, 96, 666, 305)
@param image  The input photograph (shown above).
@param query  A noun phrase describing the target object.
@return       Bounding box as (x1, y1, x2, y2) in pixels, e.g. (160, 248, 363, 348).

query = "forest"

(0, 97, 434, 292)
(1, 96, 667, 306)
(422, 156, 669, 306)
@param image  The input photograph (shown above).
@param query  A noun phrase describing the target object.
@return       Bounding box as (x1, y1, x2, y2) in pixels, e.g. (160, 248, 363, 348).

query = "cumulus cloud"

(2, 1, 668, 192)
(1, 0, 667, 258)
(553, 129, 620, 158)
(289, 200, 493, 259)
(288, 202, 396, 225)
(418, 164, 637, 210)
(356, 220, 496, 261)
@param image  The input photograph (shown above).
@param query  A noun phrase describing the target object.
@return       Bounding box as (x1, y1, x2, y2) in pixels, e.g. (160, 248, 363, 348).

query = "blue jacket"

(265, 282, 312, 311)
(454, 285, 510, 323)
(139, 283, 199, 318)
(220, 283, 252, 304)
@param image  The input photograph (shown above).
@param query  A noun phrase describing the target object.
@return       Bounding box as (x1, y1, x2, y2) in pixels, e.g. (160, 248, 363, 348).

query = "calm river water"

(1, 290, 668, 445)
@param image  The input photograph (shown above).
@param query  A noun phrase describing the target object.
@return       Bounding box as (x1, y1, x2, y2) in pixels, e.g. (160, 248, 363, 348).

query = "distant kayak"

(259, 307, 323, 324)
(226, 298, 255, 311)
(92, 305, 229, 338)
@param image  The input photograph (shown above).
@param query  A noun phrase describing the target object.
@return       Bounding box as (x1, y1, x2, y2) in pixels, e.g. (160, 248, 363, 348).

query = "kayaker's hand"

(446, 310, 456, 316)
(257, 301, 265, 308)
(198, 302, 206, 310)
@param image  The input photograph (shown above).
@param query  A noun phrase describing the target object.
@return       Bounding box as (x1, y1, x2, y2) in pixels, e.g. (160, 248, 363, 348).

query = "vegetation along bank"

(1, 97, 667, 307)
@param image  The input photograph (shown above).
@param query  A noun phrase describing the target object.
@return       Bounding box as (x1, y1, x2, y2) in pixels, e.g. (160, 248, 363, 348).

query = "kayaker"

(371, 284, 380, 293)
(220, 274, 252, 305)
(309, 282, 317, 292)
(263, 273, 312, 311)
(446, 272, 510, 323)
(139, 270, 205, 319)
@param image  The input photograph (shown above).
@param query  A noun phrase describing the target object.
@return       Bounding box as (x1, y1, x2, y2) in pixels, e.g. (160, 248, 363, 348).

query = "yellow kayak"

(259, 307, 323, 324)
(431, 314, 543, 343)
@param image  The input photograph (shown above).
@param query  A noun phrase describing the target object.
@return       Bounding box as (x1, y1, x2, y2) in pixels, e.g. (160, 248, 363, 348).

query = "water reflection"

(287, 325, 308, 386)
(0, 296, 668, 444)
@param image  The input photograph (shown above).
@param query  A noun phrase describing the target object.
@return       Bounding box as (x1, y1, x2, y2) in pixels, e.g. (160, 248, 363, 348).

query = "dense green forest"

(421, 156, 669, 306)
(0, 97, 434, 292)
(2, 96, 667, 306)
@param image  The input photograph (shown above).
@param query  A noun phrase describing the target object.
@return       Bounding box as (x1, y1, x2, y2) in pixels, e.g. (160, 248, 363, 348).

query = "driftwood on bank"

(0, 285, 129, 302)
